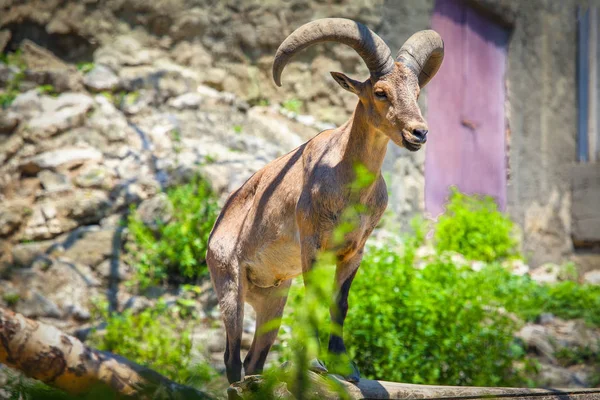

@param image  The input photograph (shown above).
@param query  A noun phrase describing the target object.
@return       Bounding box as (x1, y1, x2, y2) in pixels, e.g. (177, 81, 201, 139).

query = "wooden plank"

(572, 163, 600, 242)
(228, 373, 600, 399)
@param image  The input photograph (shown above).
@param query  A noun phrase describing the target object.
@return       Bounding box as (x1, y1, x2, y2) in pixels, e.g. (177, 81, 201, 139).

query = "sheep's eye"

(374, 90, 387, 100)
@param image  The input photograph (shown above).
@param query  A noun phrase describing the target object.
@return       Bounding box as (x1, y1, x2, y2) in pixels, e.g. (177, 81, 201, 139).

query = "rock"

(94, 36, 160, 69)
(0, 110, 19, 133)
(171, 41, 212, 68)
(59, 227, 118, 268)
(95, 259, 131, 282)
(246, 107, 305, 150)
(168, 92, 203, 109)
(88, 94, 133, 142)
(530, 263, 561, 284)
(503, 258, 530, 276)
(25, 97, 93, 140)
(517, 318, 600, 364)
(135, 193, 173, 230)
(65, 303, 92, 321)
(516, 324, 556, 363)
(38, 170, 71, 192)
(83, 64, 120, 92)
(582, 269, 600, 285)
(169, 8, 209, 42)
(10, 89, 43, 118)
(19, 40, 83, 92)
(64, 190, 112, 224)
(22, 203, 78, 241)
(120, 89, 155, 115)
(0, 133, 23, 165)
(15, 290, 62, 319)
(11, 240, 55, 267)
(74, 164, 114, 189)
(0, 205, 24, 237)
(19, 146, 102, 175)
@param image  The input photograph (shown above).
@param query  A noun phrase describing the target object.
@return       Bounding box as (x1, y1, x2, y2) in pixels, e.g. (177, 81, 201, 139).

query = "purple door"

(426, 0, 509, 217)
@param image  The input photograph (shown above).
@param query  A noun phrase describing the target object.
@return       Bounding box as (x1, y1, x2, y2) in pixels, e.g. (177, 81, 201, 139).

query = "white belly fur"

(245, 240, 302, 288)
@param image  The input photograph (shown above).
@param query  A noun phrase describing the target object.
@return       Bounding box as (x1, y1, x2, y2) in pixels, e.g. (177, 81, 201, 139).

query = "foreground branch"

(228, 372, 600, 400)
(0, 308, 213, 399)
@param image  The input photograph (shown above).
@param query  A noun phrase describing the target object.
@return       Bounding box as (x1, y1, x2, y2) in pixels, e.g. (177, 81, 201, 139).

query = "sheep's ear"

(330, 72, 360, 95)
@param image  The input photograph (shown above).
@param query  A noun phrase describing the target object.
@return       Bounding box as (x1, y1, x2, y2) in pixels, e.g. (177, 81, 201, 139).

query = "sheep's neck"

(340, 101, 389, 177)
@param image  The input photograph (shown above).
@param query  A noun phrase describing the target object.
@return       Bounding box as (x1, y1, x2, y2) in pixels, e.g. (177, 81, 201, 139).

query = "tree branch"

(0, 307, 214, 399)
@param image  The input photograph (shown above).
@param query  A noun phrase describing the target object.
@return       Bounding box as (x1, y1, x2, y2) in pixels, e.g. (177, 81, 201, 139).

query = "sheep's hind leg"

(244, 280, 292, 376)
(208, 254, 245, 383)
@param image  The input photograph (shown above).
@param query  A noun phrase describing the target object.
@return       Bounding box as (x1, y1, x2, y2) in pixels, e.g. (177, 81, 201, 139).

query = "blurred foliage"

(126, 176, 219, 289)
(435, 187, 520, 262)
(88, 298, 217, 386)
(282, 98, 303, 114)
(0, 51, 25, 109)
(76, 61, 95, 73)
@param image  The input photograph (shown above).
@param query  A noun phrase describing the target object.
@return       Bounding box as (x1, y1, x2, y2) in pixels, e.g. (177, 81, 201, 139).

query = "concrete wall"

(381, 0, 581, 267)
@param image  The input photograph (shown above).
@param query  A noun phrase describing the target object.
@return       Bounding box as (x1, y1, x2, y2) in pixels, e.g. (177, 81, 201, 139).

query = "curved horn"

(273, 18, 394, 87)
(396, 30, 444, 88)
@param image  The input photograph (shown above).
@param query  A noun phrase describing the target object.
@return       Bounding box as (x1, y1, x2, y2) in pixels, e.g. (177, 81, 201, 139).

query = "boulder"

(167, 92, 203, 110)
(38, 170, 71, 192)
(95, 259, 131, 282)
(15, 290, 63, 319)
(83, 64, 120, 92)
(529, 263, 561, 284)
(11, 240, 55, 267)
(74, 164, 114, 189)
(19, 40, 83, 92)
(58, 226, 118, 268)
(10, 89, 43, 119)
(0, 110, 20, 133)
(582, 269, 600, 285)
(87, 94, 133, 142)
(19, 146, 102, 175)
(25, 97, 93, 140)
(0, 205, 24, 237)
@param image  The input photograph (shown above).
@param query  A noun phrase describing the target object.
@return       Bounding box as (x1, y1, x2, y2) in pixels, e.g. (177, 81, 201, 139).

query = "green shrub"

(127, 176, 219, 289)
(435, 188, 519, 262)
(344, 242, 527, 387)
(88, 299, 216, 386)
(76, 61, 95, 73)
(282, 98, 303, 114)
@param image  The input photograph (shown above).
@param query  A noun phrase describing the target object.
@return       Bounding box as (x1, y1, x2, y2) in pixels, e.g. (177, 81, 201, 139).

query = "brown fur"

(207, 62, 428, 383)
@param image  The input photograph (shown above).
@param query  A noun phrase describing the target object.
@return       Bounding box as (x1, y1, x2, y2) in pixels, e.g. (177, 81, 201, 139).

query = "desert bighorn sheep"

(207, 18, 444, 383)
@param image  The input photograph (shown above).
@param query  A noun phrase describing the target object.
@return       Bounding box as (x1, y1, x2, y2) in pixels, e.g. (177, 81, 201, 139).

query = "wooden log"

(0, 307, 214, 399)
(228, 372, 600, 400)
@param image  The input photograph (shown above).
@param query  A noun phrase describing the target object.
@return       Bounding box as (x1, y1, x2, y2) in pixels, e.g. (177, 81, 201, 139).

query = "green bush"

(88, 299, 216, 386)
(435, 188, 520, 262)
(344, 242, 527, 387)
(127, 176, 220, 289)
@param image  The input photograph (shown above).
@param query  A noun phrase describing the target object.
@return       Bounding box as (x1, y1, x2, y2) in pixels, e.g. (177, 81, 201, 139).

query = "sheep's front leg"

(328, 250, 362, 382)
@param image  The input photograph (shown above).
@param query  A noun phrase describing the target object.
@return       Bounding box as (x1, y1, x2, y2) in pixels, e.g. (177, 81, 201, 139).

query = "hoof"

(309, 358, 328, 374)
(343, 361, 360, 383)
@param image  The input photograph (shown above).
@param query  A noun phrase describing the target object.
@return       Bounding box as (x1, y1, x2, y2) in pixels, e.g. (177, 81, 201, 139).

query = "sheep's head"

(273, 19, 444, 152)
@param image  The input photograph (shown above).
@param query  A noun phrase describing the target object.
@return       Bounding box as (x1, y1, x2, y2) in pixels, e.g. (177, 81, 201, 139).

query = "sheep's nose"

(412, 129, 428, 143)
